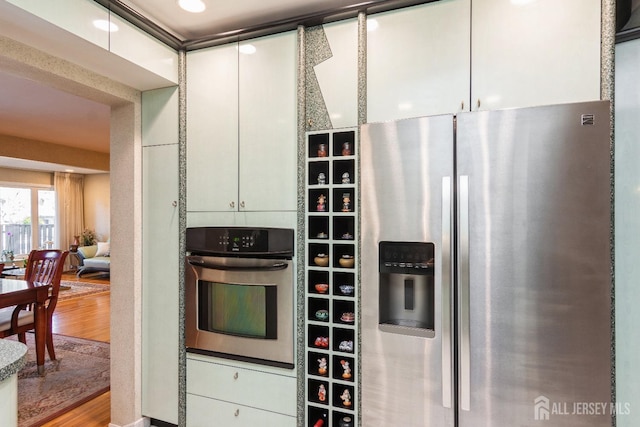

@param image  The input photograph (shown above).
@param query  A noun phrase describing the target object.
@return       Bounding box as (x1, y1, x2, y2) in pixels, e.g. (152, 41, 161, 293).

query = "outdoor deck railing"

(1, 223, 55, 255)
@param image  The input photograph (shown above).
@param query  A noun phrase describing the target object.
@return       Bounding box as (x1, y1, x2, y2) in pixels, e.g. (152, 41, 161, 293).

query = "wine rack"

(305, 128, 358, 427)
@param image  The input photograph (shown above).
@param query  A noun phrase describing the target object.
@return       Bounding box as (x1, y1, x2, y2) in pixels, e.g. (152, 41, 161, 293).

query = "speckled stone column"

(296, 25, 307, 427)
(304, 25, 334, 131)
(178, 48, 188, 427)
(601, 0, 616, 425)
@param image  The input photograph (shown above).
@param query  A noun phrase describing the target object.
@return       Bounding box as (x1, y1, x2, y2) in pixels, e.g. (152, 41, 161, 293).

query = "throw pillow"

(95, 241, 110, 257)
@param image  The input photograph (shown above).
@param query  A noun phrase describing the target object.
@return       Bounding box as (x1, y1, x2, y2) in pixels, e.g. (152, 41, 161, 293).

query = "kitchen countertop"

(0, 339, 27, 382)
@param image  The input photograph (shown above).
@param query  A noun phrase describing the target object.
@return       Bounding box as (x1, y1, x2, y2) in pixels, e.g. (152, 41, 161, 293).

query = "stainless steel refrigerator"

(361, 101, 612, 427)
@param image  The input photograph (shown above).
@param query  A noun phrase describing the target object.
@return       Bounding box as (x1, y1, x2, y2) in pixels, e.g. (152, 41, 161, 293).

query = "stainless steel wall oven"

(185, 227, 295, 369)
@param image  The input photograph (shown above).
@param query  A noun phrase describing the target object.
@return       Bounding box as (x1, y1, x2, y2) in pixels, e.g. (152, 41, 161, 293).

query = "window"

(0, 186, 56, 258)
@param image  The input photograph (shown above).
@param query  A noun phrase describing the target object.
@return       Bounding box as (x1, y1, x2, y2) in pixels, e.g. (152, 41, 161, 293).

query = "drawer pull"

(233, 372, 239, 380)
(234, 409, 240, 417)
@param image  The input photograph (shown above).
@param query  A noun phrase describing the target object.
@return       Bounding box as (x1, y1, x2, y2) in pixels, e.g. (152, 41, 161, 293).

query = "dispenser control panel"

(379, 241, 434, 275)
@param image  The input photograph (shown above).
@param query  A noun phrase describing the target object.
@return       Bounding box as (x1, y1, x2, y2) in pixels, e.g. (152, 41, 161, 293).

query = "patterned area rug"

(14, 333, 110, 427)
(58, 280, 110, 301)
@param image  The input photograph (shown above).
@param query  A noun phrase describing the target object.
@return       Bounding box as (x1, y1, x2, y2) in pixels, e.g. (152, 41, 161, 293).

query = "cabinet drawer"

(187, 394, 296, 427)
(187, 359, 296, 416)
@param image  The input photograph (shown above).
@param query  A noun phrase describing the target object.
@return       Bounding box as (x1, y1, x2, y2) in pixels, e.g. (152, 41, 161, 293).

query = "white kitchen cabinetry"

(186, 356, 296, 427)
(187, 31, 297, 213)
(6, 0, 178, 85)
(471, 0, 600, 111)
(141, 87, 180, 424)
(109, 14, 179, 83)
(187, 395, 296, 427)
(187, 43, 239, 212)
(238, 33, 297, 212)
(368, 0, 600, 122)
(6, 0, 109, 49)
(367, 0, 471, 122)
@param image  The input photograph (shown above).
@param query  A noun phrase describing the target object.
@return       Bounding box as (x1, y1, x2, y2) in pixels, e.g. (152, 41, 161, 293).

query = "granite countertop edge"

(0, 340, 28, 382)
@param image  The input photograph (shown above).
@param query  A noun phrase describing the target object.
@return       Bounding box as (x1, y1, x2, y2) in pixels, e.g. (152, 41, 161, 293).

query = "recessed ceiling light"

(93, 19, 118, 32)
(178, 0, 206, 13)
(238, 44, 256, 55)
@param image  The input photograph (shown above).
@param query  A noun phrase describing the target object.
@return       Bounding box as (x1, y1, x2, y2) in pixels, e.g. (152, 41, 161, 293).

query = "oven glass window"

(198, 281, 277, 339)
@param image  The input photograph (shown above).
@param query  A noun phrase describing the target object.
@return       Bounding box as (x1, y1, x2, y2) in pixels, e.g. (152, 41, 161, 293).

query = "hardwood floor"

(41, 273, 112, 426)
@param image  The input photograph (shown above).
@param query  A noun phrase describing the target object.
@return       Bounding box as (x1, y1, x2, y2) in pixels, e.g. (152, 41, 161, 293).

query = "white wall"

(614, 38, 640, 427)
(84, 173, 110, 241)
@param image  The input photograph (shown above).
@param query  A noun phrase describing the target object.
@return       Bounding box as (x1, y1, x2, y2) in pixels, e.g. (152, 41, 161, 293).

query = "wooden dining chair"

(0, 249, 69, 361)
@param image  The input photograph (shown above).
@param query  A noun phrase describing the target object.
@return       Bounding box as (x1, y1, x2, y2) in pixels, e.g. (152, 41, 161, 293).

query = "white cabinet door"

(615, 38, 640, 427)
(187, 358, 297, 416)
(6, 0, 109, 49)
(187, 44, 239, 212)
(142, 86, 179, 147)
(110, 14, 179, 84)
(187, 394, 296, 427)
(238, 32, 297, 212)
(471, 0, 601, 110)
(367, 0, 471, 122)
(142, 143, 179, 424)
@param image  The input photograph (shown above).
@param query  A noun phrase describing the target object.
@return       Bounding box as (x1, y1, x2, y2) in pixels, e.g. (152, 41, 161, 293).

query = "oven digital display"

(198, 281, 278, 339)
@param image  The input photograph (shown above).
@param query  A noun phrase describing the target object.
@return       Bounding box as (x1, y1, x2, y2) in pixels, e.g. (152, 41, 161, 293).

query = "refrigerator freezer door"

(361, 114, 455, 426)
(456, 101, 612, 426)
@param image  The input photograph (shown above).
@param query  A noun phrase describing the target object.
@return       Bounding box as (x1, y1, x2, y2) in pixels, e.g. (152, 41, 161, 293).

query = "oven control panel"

(219, 231, 260, 251)
(186, 227, 294, 257)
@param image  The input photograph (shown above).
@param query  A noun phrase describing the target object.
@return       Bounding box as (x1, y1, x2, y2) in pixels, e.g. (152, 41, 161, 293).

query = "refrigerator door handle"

(441, 177, 453, 409)
(459, 175, 471, 411)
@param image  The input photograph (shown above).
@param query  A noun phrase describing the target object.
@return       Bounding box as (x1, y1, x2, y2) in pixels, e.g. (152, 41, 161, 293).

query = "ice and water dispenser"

(378, 241, 435, 338)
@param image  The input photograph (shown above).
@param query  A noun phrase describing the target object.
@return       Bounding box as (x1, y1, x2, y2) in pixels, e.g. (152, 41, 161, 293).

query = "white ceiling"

(121, 0, 382, 42)
(0, 71, 110, 153)
(0, 0, 394, 174)
(0, 69, 111, 174)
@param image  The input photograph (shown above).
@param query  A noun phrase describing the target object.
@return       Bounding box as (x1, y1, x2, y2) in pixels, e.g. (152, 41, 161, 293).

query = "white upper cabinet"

(367, 0, 601, 121)
(142, 86, 179, 147)
(367, 0, 471, 122)
(238, 32, 297, 212)
(6, 0, 109, 49)
(110, 14, 179, 83)
(6, 0, 179, 86)
(187, 44, 239, 212)
(471, 0, 601, 111)
(187, 31, 297, 213)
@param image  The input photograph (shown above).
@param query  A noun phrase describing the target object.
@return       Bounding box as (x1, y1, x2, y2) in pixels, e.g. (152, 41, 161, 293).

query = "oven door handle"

(187, 257, 289, 272)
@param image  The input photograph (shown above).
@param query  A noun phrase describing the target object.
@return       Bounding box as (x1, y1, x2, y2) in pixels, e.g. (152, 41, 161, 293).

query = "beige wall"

(0, 167, 53, 187)
(0, 135, 109, 171)
(0, 167, 110, 242)
(84, 173, 110, 241)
